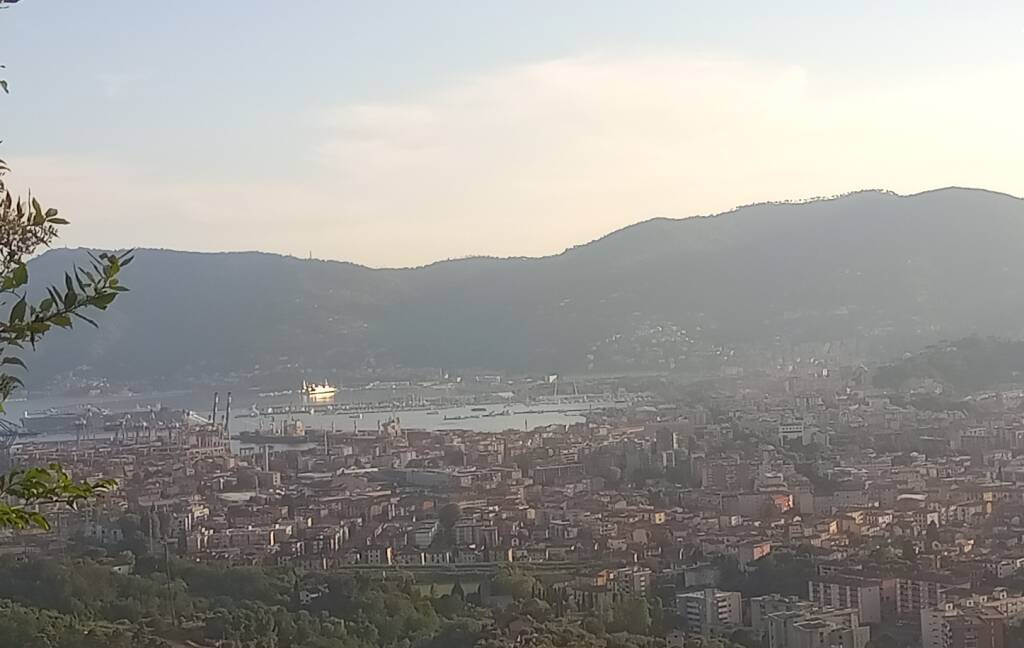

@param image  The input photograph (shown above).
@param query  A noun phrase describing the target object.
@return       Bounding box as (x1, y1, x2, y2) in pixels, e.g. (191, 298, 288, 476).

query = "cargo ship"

(21, 409, 88, 435)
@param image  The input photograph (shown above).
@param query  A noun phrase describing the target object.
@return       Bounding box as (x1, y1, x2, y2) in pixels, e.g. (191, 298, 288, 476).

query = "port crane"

(0, 417, 37, 471)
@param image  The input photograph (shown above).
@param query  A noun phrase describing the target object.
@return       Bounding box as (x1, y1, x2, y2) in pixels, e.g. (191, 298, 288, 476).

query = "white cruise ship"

(303, 381, 337, 398)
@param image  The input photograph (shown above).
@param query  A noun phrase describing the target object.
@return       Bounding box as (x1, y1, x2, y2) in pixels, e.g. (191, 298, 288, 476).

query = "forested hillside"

(25, 188, 1024, 386)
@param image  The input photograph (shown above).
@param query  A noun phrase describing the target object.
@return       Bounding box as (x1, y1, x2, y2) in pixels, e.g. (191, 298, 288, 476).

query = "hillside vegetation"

(25, 188, 1024, 386)
(873, 337, 1024, 394)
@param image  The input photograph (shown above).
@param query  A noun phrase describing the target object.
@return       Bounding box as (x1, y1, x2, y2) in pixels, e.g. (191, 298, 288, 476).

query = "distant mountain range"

(22, 187, 1024, 389)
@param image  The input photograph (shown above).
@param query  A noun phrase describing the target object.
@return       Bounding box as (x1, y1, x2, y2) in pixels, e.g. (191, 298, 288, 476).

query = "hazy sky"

(2, 2, 1024, 267)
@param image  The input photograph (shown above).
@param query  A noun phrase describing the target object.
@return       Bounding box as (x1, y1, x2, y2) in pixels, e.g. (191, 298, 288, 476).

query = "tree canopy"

(0, 556, 674, 648)
(0, 10, 132, 529)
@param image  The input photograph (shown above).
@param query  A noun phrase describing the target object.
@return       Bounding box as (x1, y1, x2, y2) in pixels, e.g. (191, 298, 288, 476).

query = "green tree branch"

(0, 464, 116, 530)
(0, 30, 130, 529)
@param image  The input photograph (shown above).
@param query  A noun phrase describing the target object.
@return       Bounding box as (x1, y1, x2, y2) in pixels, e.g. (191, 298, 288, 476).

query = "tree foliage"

(610, 597, 651, 635)
(0, 21, 131, 530)
(438, 502, 462, 529)
(487, 567, 536, 600)
(715, 552, 814, 598)
(0, 463, 115, 529)
(0, 158, 133, 405)
(0, 556, 671, 648)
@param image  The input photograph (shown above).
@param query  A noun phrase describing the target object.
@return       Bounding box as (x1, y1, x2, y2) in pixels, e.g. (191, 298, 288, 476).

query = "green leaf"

(12, 264, 27, 288)
(30, 198, 44, 225)
(9, 298, 26, 323)
(28, 512, 50, 531)
(71, 312, 97, 327)
(2, 264, 29, 291)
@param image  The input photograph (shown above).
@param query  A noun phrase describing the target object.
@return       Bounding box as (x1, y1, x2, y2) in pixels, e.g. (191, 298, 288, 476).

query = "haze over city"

(3, 1, 1024, 266)
(8, 5, 1024, 648)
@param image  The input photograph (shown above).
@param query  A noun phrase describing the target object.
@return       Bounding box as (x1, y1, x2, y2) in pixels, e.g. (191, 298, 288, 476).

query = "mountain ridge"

(42, 186, 1016, 271)
(21, 186, 1024, 388)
